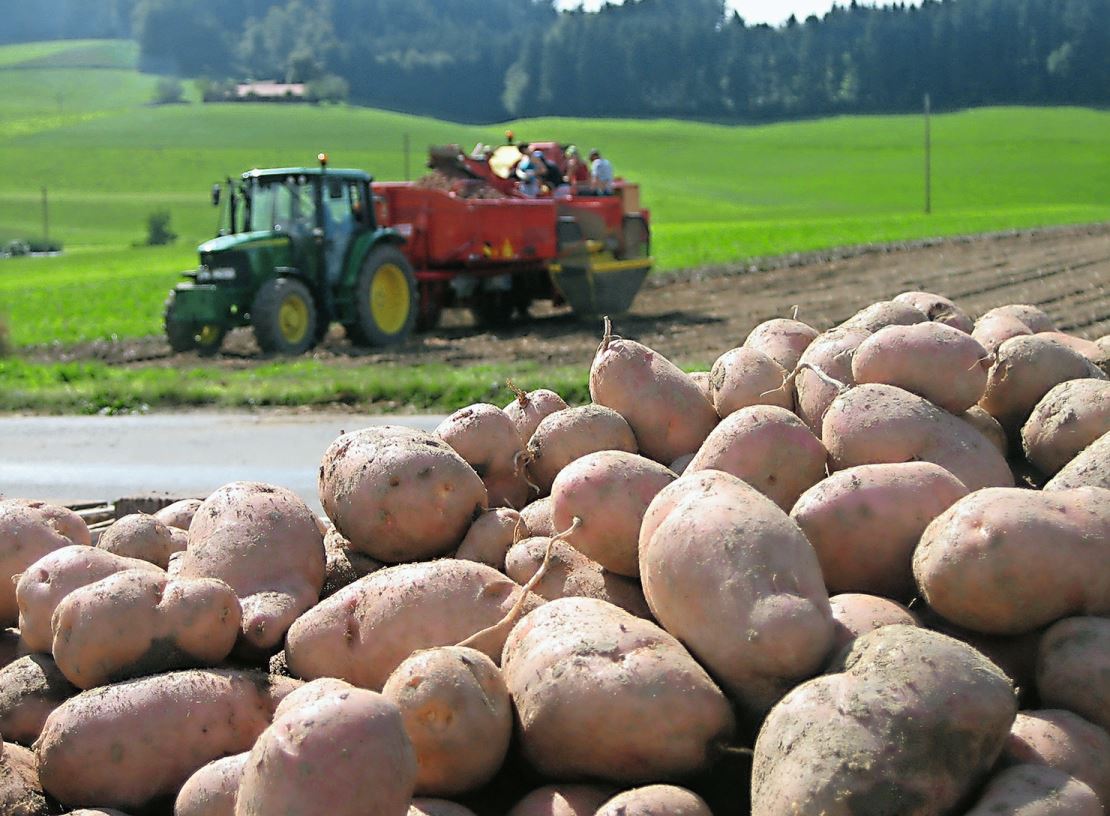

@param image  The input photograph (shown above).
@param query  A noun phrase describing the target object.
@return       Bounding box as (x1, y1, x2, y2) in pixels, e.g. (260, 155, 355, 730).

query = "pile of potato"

(0, 292, 1108, 816)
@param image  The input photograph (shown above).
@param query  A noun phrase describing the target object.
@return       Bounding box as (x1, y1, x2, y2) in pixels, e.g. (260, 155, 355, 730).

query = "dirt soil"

(33, 223, 1110, 369)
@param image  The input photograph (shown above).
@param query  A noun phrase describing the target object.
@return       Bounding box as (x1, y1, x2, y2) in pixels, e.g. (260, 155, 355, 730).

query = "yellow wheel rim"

(197, 325, 221, 346)
(370, 263, 410, 335)
(278, 294, 309, 343)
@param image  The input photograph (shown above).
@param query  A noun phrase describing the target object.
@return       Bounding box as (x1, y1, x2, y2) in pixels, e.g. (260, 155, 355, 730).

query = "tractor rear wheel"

(348, 245, 417, 346)
(164, 291, 226, 356)
(252, 277, 318, 355)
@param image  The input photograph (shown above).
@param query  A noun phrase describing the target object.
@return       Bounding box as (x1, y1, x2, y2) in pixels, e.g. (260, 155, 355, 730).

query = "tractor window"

(247, 176, 317, 233)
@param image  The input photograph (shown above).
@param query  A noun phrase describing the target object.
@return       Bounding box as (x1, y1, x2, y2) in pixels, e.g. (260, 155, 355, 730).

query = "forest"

(3, 0, 1108, 122)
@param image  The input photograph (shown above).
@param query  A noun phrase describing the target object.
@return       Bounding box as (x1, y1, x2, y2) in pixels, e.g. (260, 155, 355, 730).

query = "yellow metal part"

(549, 256, 654, 275)
(196, 324, 222, 345)
(278, 293, 310, 343)
(370, 262, 410, 334)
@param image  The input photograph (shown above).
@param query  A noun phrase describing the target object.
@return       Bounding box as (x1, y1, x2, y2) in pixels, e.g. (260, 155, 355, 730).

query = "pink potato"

(550, 450, 675, 576)
(1036, 616, 1110, 733)
(960, 405, 1008, 455)
(751, 625, 1017, 816)
(409, 801, 477, 816)
(595, 786, 712, 816)
(688, 371, 713, 405)
(35, 669, 299, 810)
(1037, 331, 1108, 370)
(823, 383, 1014, 491)
(437, 403, 530, 509)
(893, 291, 973, 333)
(503, 387, 569, 447)
(319, 426, 488, 563)
(708, 347, 792, 418)
(1021, 378, 1109, 475)
(743, 317, 819, 372)
(828, 593, 918, 652)
(51, 570, 241, 689)
(980, 304, 1056, 333)
(504, 536, 651, 618)
(16, 545, 162, 653)
(519, 496, 556, 537)
(0, 500, 90, 625)
(838, 299, 925, 332)
(321, 525, 383, 598)
(501, 597, 735, 783)
(962, 765, 1101, 816)
(96, 513, 184, 569)
(790, 462, 968, 600)
(639, 470, 834, 715)
(1043, 430, 1109, 491)
(794, 327, 871, 436)
(180, 481, 324, 656)
(285, 559, 534, 691)
(526, 405, 638, 494)
(852, 322, 991, 413)
(687, 405, 828, 511)
(67, 810, 132, 816)
(589, 333, 718, 463)
(152, 497, 203, 530)
(507, 785, 615, 816)
(972, 311, 1033, 355)
(234, 686, 416, 816)
(0, 739, 49, 816)
(1002, 709, 1110, 807)
(382, 646, 511, 797)
(174, 752, 247, 816)
(913, 488, 1110, 634)
(0, 655, 77, 746)
(455, 507, 526, 572)
(979, 334, 1106, 434)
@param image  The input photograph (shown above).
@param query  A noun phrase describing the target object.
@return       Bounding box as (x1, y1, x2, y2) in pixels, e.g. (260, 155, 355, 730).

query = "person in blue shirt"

(589, 148, 614, 195)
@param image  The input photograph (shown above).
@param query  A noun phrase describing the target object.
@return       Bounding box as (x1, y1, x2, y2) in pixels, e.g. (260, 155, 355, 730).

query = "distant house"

(234, 81, 307, 101)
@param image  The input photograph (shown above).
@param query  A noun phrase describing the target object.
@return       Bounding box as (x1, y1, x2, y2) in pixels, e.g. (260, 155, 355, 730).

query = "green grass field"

(1, 39, 1108, 411)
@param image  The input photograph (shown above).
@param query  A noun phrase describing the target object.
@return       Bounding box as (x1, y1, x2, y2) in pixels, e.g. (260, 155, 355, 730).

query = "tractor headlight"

(196, 266, 238, 282)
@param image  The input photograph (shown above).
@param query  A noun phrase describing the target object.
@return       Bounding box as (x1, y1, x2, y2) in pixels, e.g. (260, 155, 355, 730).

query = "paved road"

(0, 412, 445, 513)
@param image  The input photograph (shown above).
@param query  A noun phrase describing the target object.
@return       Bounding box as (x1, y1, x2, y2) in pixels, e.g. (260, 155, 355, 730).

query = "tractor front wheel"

(252, 277, 318, 355)
(348, 246, 417, 347)
(164, 291, 226, 356)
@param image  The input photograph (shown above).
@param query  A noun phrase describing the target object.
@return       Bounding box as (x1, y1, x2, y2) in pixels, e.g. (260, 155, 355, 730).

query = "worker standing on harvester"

(589, 148, 614, 195)
(516, 145, 540, 197)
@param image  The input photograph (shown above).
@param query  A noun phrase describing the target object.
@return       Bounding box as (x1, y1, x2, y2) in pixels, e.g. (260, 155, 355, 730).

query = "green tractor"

(163, 156, 416, 356)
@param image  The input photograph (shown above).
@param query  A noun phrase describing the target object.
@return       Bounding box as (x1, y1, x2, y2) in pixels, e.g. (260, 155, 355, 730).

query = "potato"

(504, 387, 568, 447)
(51, 570, 241, 689)
(595, 785, 711, 816)
(174, 752, 247, 816)
(16, 545, 163, 653)
(743, 317, 819, 372)
(382, 646, 511, 796)
(437, 403, 530, 509)
(506, 785, 615, 816)
(1036, 616, 1110, 733)
(0, 655, 77, 745)
(286, 559, 534, 691)
(550, 450, 674, 576)
(823, 383, 1014, 491)
(828, 593, 918, 652)
(979, 335, 1106, 434)
(960, 405, 1008, 455)
(708, 347, 792, 418)
(794, 327, 870, 435)
(751, 625, 1017, 816)
(893, 290, 973, 333)
(1002, 709, 1110, 807)
(852, 321, 990, 413)
(152, 497, 203, 531)
(180, 481, 324, 656)
(526, 405, 638, 494)
(321, 525, 383, 598)
(688, 405, 828, 511)
(96, 513, 184, 569)
(519, 496, 556, 537)
(502, 598, 735, 783)
(454, 507, 524, 572)
(0, 500, 90, 625)
(838, 299, 925, 332)
(590, 332, 718, 463)
(409, 801, 477, 816)
(319, 427, 488, 563)
(913, 488, 1110, 634)
(981, 304, 1056, 333)
(504, 536, 651, 618)
(234, 685, 415, 816)
(67, 810, 132, 816)
(1021, 379, 1110, 475)
(1037, 331, 1107, 369)
(962, 765, 1101, 816)
(1043, 430, 1109, 490)
(791, 462, 968, 600)
(35, 669, 298, 810)
(639, 470, 833, 715)
(0, 739, 49, 816)
(688, 371, 713, 405)
(972, 310, 1033, 354)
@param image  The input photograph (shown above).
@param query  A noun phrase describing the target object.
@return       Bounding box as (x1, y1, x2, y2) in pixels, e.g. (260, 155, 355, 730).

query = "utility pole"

(924, 93, 932, 215)
(41, 186, 49, 243)
(403, 133, 410, 182)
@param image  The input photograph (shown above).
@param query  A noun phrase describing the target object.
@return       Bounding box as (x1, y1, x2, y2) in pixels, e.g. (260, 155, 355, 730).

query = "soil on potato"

(30, 223, 1110, 369)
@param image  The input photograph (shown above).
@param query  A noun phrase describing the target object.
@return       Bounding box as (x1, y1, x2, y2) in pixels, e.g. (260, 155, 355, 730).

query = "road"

(0, 412, 445, 513)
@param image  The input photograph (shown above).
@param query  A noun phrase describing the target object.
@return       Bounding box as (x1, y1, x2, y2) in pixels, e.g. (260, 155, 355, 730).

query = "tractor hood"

(199, 231, 292, 255)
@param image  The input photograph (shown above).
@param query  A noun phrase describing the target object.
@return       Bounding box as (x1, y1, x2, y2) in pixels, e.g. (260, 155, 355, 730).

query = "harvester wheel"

(470, 290, 515, 329)
(348, 245, 417, 346)
(252, 277, 318, 355)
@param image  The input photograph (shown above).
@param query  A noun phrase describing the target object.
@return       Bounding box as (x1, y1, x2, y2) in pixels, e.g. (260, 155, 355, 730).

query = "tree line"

(4, 0, 1108, 122)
